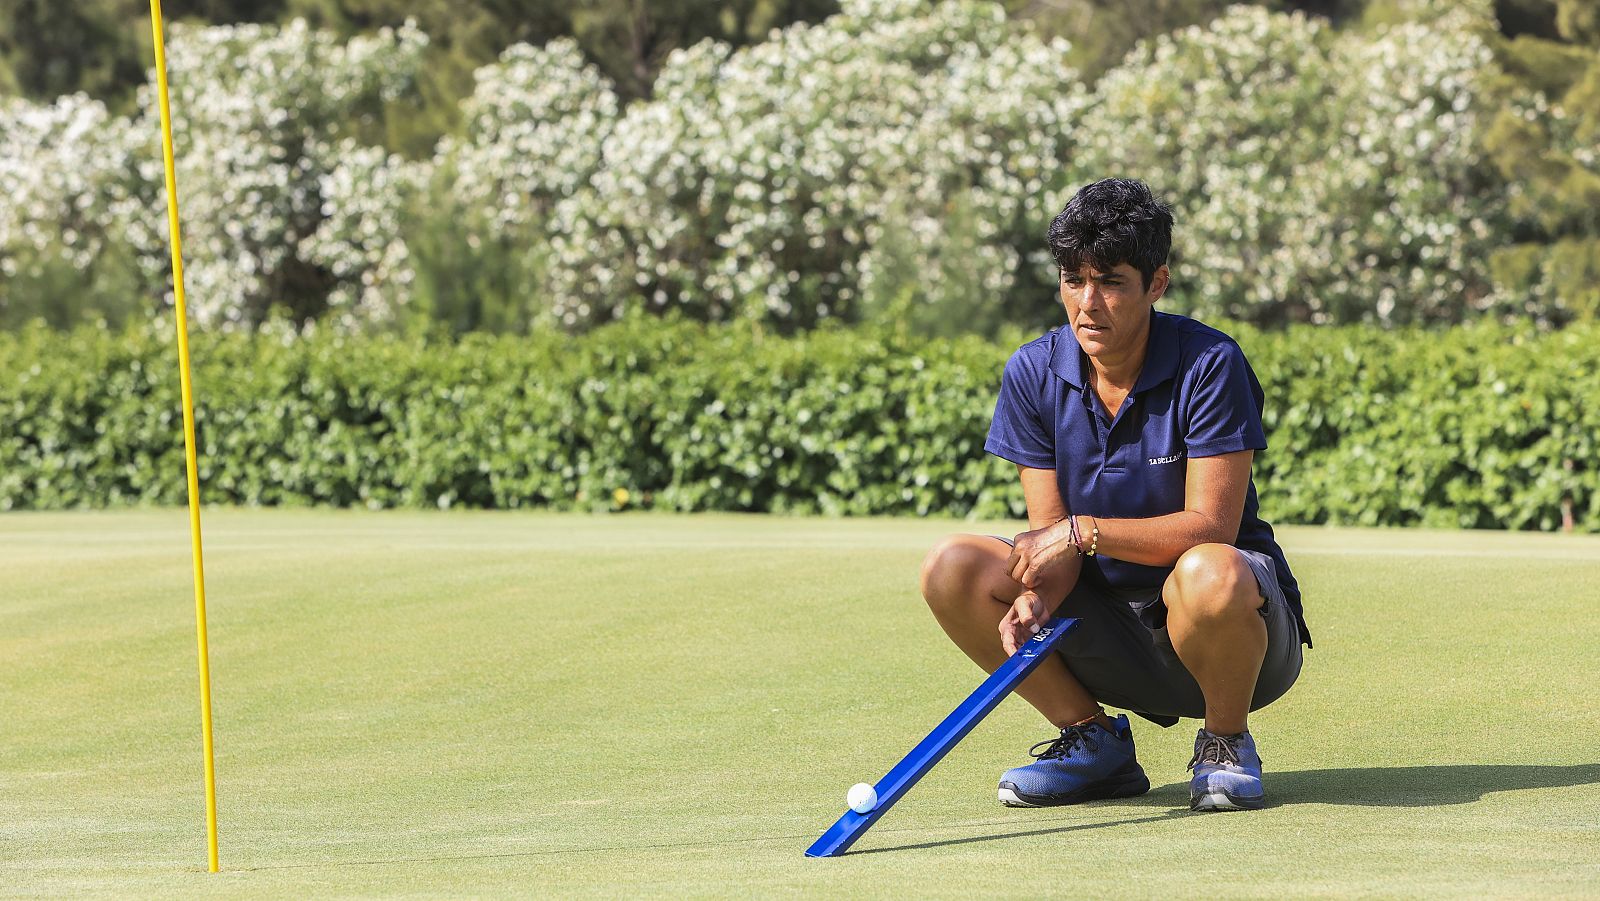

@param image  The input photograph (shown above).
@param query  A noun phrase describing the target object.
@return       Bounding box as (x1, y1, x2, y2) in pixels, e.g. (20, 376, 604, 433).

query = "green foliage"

(1015, 0, 1376, 84)
(1494, 33, 1595, 96)
(569, 0, 842, 99)
(281, 0, 564, 158)
(2, 3, 1599, 339)
(0, 0, 149, 112)
(1272, 322, 1600, 532)
(1359, 0, 1494, 28)
(1246, 320, 1598, 531)
(1, 318, 1594, 533)
(1537, 239, 1599, 318)
(400, 199, 551, 336)
(0, 236, 144, 331)
(1480, 15, 1600, 323)
(856, 190, 1025, 339)
(1005, 0, 1239, 82)
(1491, 238, 1600, 319)
(1555, 0, 1600, 45)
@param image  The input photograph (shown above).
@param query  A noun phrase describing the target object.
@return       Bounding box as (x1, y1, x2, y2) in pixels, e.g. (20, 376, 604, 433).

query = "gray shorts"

(992, 537, 1303, 727)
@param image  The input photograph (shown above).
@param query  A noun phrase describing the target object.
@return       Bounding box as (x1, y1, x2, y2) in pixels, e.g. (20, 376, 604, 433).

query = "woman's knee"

(1167, 543, 1261, 620)
(920, 534, 1008, 612)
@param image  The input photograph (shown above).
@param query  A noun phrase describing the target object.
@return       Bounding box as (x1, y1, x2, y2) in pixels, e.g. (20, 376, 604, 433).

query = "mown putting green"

(4, 511, 1597, 897)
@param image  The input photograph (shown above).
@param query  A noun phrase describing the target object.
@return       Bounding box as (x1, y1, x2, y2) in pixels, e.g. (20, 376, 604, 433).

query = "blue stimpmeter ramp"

(805, 616, 1080, 858)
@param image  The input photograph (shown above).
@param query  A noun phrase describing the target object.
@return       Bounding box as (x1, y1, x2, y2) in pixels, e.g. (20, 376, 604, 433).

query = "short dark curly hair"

(1046, 178, 1173, 291)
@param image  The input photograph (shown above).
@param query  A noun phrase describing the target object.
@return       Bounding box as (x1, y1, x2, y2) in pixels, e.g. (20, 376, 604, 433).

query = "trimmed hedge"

(2, 317, 1595, 530)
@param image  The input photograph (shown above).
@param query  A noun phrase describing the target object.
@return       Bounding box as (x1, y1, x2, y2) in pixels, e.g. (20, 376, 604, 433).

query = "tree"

(1009, 0, 1365, 83)
(1474, 0, 1600, 320)
(570, 0, 838, 99)
(0, 0, 147, 111)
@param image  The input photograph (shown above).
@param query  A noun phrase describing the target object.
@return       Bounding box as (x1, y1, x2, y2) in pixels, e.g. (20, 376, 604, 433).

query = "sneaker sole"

(1189, 789, 1265, 812)
(998, 769, 1151, 808)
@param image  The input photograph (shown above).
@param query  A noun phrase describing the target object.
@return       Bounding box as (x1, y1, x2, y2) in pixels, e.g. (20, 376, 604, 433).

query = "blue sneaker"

(998, 714, 1150, 807)
(1188, 729, 1265, 811)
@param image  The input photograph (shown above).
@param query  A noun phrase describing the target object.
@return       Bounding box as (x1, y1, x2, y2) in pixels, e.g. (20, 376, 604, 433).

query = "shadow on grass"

(242, 766, 1600, 868)
(853, 765, 1600, 854)
(1125, 764, 1600, 809)
(851, 811, 1179, 855)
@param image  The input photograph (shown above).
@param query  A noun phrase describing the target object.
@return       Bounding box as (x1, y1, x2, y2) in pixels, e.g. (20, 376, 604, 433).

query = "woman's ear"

(1149, 265, 1171, 302)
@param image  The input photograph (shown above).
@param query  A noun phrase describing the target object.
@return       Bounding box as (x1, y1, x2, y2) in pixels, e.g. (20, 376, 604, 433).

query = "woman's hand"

(1006, 519, 1081, 589)
(1000, 589, 1052, 655)
(999, 522, 1084, 654)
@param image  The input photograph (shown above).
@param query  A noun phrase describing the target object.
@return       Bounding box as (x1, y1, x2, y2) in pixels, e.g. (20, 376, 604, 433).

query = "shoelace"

(1188, 733, 1246, 771)
(1028, 724, 1100, 762)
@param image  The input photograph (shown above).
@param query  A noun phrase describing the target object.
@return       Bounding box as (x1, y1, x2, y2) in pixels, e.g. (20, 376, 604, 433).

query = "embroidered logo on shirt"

(1148, 453, 1184, 466)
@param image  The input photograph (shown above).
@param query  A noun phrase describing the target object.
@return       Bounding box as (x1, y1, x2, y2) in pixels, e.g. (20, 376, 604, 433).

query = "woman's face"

(1059, 262, 1169, 363)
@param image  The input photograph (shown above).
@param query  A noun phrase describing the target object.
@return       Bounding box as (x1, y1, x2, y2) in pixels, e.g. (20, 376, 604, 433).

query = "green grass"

(4, 511, 1599, 898)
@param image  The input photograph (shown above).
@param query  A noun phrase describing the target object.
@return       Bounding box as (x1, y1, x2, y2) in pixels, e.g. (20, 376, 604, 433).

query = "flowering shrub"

(543, 0, 1084, 329)
(0, 3, 1581, 330)
(145, 19, 430, 328)
(297, 139, 422, 329)
(0, 93, 154, 327)
(444, 39, 619, 233)
(0, 20, 431, 330)
(1311, 16, 1508, 324)
(1078, 6, 1506, 325)
(401, 39, 619, 331)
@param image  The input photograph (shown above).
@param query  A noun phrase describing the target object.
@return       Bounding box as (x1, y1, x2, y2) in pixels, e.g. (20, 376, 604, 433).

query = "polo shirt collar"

(1133, 312, 1180, 394)
(1049, 311, 1180, 394)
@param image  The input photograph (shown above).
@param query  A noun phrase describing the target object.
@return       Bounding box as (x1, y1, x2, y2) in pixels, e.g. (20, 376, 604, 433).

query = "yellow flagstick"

(147, 0, 220, 873)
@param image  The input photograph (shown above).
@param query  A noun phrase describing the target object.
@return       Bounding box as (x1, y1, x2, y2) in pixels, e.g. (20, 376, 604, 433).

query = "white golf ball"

(847, 782, 877, 814)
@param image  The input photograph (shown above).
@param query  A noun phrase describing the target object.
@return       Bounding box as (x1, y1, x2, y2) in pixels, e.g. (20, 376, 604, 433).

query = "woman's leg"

(920, 534, 1103, 728)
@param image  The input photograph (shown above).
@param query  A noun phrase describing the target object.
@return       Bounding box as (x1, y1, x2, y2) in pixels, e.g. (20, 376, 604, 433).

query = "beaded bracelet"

(1083, 516, 1099, 557)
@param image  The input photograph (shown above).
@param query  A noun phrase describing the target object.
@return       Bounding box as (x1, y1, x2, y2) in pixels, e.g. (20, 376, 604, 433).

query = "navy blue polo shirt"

(985, 311, 1309, 646)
